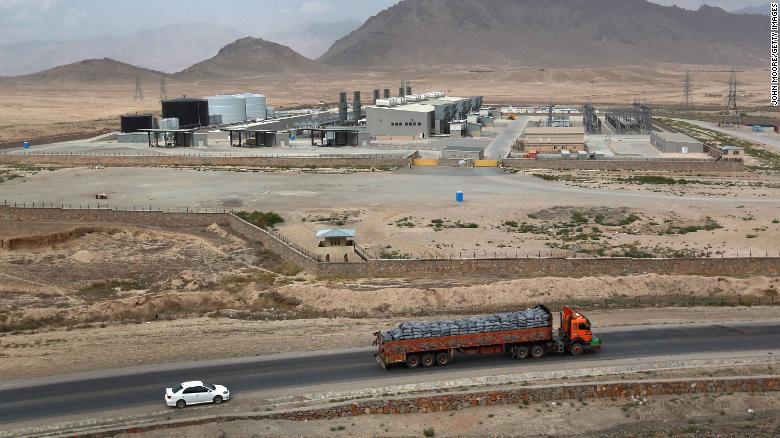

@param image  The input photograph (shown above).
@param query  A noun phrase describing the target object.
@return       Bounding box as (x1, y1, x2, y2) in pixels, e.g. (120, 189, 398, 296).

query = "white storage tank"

(207, 94, 247, 124)
(237, 93, 267, 120)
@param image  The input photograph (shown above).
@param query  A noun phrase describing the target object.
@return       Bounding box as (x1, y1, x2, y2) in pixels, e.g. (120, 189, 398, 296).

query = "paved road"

(1, 322, 778, 424)
(484, 117, 529, 159)
(681, 119, 780, 153)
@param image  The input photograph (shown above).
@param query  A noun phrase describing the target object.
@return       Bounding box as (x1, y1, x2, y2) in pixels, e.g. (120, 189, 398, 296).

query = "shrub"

(236, 211, 284, 228)
(423, 428, 436, 437)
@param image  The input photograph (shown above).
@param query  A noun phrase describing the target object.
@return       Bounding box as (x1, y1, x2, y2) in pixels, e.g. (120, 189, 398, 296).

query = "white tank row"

(375, 91, 445, 107)
(207, 93, 268, 124)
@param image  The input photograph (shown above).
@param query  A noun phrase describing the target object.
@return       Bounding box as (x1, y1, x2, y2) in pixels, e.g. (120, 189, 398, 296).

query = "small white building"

(316, 229, 356, 263)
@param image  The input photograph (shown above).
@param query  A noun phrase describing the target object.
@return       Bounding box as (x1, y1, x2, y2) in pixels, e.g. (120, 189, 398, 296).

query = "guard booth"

(315, 229, 356, 262)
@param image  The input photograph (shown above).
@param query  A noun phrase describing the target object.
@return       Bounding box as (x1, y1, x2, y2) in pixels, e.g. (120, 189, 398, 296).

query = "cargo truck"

(374, 305, 600, 369)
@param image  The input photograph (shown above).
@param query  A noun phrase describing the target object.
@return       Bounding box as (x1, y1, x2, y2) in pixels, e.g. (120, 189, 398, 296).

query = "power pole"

(133, 74, 144, 102)
(720, 67, 741, 127)
(682, 70, 692, 111)
(159, 76, 167, 101)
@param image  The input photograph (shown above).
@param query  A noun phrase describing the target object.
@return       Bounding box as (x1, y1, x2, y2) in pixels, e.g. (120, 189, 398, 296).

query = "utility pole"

(159, 76, 167, 101)
(133, 74, 144, 102)
(720, 67, 741, 127)
(682, 70, 692, 111)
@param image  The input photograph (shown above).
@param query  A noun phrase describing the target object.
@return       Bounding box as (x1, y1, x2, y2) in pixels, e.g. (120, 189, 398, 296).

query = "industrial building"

(650, 131, 704, 154)
(365, 93, 483, 138)
(120, 114, 155, 133)
(140, 129, 207, 148)
(162, 98, 210, 128)
(521, 127, 586, 153)
(307, 127, 371, 147)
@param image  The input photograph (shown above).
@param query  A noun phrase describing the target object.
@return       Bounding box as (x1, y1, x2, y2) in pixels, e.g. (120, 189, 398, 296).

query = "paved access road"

(1, 322, 778, 424)
(681, 119, 780, 153)
(484, 117, 530, 159)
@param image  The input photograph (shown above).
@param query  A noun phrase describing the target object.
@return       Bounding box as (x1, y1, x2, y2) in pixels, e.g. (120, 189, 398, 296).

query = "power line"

(720, 67, 741, 127)
(159, 76, 167, 101)
(133, 74, 144, 102)
(682, 70, 693, 111)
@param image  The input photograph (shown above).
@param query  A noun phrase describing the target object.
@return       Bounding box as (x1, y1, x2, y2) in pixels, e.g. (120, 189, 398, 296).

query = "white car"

(165, 381, 230, 408)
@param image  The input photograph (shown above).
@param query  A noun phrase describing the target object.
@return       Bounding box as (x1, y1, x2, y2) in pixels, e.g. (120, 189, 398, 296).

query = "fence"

(3, 204, 780, 281)
(0, 151, 415, 159)
(362, 247, 780, 261)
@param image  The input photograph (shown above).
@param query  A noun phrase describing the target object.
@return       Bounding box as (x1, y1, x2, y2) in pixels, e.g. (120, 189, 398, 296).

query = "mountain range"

(319, 0, 768, 67)
(0, 24, 245, 76)
(0, 0, 770, 83)
(732, 3, 771, 15)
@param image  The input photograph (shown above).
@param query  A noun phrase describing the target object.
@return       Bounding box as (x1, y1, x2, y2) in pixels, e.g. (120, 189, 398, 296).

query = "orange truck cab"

(556, 306, 601, 355)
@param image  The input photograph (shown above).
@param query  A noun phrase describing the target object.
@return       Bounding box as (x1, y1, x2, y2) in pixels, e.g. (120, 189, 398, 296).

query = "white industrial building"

(650, 131, 704, 154)
(365, 93, 483, 138)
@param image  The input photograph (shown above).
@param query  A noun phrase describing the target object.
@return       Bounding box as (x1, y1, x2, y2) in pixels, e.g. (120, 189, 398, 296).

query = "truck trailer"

(374, 305, 600, 369)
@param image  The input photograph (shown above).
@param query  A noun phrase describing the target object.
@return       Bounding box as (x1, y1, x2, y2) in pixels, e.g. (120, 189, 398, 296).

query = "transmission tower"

(133, 74, 144, 102)
(720, 68, 741, 127)
(682, 70, 693, 111)
(159, 76, 167, 101)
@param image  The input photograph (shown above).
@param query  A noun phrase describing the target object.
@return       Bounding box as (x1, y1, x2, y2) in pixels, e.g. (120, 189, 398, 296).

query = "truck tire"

(569, 342, 584, 356)
(436, 352, 450, 366)
(515, 345, 530, 360)
(530, 344, 546, 359)
(406, 354, 420, 369)
(421, 353, 435, 368)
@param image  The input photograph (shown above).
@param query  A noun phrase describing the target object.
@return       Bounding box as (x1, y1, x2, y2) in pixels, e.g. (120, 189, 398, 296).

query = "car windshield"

(171, 384, 183, 394)
(205, 384, 216, 390)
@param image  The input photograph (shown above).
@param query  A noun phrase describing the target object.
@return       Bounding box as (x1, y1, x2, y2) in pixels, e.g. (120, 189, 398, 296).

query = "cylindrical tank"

(237, 93, 267, 120)
(207, 95, 247, 124)
(161, 98, 209, 128)
(120, 113, 154, 133)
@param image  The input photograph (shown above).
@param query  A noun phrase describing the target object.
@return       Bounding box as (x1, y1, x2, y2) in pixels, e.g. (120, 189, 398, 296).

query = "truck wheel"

(421, 353, 435, 368)
(436, 352, 450, 366)
(515, 346, 530, 360)
(406, 354, 420, 369)
(569, 342, 584, 356)
(530, 344, 546, 359)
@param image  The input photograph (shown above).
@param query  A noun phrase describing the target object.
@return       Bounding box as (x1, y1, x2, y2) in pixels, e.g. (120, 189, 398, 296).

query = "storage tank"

(120, 113, 154, 133)
(207, 94, 247, 124)
(161, 98, 209, 128)
(237, 93, 267, 120)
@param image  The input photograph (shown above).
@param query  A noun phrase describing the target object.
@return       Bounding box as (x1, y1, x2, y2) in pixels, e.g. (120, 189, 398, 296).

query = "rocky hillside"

(10, 58, 165, 84)
(319, 0, 768, 67)
(175, 37, 322, 79)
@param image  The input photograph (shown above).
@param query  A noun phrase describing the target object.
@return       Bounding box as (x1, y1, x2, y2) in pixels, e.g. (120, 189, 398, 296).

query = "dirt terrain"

(120, 391, 780, 438)
(0, 64, 769, 144)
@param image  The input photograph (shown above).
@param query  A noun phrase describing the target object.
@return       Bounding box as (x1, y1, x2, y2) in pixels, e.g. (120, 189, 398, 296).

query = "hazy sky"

(0, 0, 768, 45)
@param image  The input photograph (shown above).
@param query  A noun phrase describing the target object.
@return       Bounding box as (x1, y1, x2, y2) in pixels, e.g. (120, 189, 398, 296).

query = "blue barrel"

(456, 191, 464, 203)
(23, 141, 29, 149)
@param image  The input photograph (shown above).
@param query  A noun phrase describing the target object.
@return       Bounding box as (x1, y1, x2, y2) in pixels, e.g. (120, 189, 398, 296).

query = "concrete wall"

(226, 214, 319, 271)
(501, 158, 745, 172)
(316, 256, 780, 279)
(0, 154, 411, 169)
(4, 207, 776, 279)
(0, 205, 227, 228)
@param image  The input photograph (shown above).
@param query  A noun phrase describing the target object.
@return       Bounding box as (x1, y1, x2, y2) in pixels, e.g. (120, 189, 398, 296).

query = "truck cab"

(559, 306, 601, 355)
